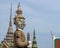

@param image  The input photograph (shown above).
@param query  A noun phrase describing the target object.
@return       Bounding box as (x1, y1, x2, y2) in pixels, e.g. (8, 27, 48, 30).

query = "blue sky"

(0, 0, 60, 48)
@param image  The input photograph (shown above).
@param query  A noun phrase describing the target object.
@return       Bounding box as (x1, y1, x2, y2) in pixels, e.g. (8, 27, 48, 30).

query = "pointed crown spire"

(18, 2, 20, 8)
(16, 2, 22, 14)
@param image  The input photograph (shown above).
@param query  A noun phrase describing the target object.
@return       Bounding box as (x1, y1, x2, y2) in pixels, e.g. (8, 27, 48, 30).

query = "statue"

(14, 2, 29, 48)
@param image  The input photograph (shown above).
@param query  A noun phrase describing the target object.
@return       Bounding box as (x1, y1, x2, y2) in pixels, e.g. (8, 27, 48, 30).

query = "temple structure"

(0, 3, 14, 48)
(4, 3, 13, 43)
(32, 30, 38, 48)
(0, 1, 38, 48)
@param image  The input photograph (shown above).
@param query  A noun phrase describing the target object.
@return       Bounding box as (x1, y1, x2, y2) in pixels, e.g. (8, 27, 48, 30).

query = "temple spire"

(7, 2, 13, 33)
(27, 32, 30, 41)
(3, 2, 13, 44)
(32, 29, 38, 48)
(9, 2, 12, 26)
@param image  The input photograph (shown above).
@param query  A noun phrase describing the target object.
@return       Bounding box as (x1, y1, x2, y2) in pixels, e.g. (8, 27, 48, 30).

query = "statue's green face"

(15, 17, 25, 30)
(18, 19, 25, 25)
(14, 15, 26, 30)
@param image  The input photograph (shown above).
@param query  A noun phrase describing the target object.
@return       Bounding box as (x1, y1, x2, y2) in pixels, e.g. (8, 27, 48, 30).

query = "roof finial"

(27, 32, 30, 41)
(33, 29, 36, 36)
(32, 29, 38, 48)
